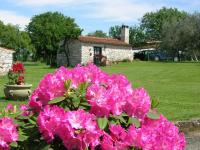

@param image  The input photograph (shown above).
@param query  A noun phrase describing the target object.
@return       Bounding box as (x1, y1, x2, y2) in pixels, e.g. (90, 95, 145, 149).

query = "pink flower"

(126, 125, 142, 148)
(98, 125, 130, 150)
(66, 109, 97, 131)
(86, 74, 133, 117)
(100, 132, 116, 150)
(60, 109, 102, 149)
(37, 106, 102, 149)
(20, 104, 31, 116)
(29, 67, 70, 111)
(6, 104, 14, 111)
(37, 105, 67, 143)
(28, 63, 186, 150)
(127, 115, 186, 150)
(28, 90, 43, 112)
(86, 84, 110, 117)
(124, 88, 151, 121)
(20, 104, 28, 111)
(0, 117, 18, 150)
(108, 124, 129, 149)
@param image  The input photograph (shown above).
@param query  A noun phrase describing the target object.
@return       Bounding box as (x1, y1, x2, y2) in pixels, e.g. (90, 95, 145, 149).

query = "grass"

(0, 61, 200, 121)
(0, 62, 55, 109)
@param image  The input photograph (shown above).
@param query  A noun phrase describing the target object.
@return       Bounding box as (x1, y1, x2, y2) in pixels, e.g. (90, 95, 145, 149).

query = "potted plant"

(4, 62, 32, 100)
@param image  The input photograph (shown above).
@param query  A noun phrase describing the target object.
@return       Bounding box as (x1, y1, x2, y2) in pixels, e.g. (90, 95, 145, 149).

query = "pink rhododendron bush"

(0, 64, 186, 150)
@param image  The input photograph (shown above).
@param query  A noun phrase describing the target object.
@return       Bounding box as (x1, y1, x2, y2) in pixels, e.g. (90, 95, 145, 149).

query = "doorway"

(93, 46, 102, 65)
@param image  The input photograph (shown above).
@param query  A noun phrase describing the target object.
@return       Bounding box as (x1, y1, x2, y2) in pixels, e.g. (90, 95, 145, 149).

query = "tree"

(87, 30, 107, 37)
(0, 24, 19, 49)
(161, 18, 182, 56)
(0, 20, 4, 39)
(141, 7, 187, 40)
(129, 26, 147, 47)
(109, 25, 121, 39)
(17, 31, 36, 61)
(27, 12, 82, 67)
(62, 17, 82, 67)
(0, 21, 35, 61)
(161, 13, 200, 61)
(109, 25, 147, 47)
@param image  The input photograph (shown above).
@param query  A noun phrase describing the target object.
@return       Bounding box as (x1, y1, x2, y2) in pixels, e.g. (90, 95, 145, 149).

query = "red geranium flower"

(12, 62, 25, 73)
(17, 76, 25, 84)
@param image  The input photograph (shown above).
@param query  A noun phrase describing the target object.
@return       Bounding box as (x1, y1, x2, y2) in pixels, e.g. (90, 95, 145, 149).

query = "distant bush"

(122, 59, 132, 62)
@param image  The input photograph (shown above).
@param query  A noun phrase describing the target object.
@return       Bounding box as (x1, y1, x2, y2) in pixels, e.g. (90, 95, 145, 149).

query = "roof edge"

(0, 46, 15, 53)
(78, 36, 132, 47)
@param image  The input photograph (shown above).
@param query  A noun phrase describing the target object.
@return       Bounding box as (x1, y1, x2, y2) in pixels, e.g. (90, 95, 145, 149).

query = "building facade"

(0, 47, 15, 75)
(57, 25, 133, 67)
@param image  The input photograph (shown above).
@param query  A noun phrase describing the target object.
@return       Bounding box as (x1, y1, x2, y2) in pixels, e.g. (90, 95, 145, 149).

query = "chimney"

(121, 25, 129, 44)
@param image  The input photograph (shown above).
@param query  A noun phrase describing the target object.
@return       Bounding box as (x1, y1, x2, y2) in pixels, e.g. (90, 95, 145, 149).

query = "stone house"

(0, 47, 15, 75)
(57, 25, 133, 66)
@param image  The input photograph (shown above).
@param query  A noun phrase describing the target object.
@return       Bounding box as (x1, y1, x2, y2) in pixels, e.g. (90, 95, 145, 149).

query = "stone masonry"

(57, 41, 133, 67)
(0, 47, 15, 75)
(81, 43, 133, 65)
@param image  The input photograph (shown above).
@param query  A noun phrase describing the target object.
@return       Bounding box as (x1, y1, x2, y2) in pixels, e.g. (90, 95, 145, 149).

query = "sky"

(0, 0, 199, 34)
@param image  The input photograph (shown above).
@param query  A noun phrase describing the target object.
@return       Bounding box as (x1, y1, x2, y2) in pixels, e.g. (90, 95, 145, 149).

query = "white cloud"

(16, 0, 72, 6)
(3, 0, 199, 27)
(11, 0, 96, 7)
(0, 10, 30, 29)
(85, 0, 162, 22)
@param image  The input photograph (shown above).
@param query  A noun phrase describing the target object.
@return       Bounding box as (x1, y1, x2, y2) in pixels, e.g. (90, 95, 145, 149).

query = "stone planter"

(4, 84, 32, 100)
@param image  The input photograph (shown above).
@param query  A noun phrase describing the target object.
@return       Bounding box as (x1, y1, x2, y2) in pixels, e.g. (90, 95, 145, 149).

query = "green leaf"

(18, 134, 28, 142)
(17, 115, 29, 120)
(37, 140, 50, 150)
(151, 98, 159, 109)
(85, 147, 89, 150)
(109, 119, 117, 125)
(117, 115, 126, 124)
(48, 97, 65, 104)
(97, 117, 108, 130)
(78, 82, 89, 93)
(147, 110, 160, 120)
(13, 119, 25, 126)
(10, 142, 18, 147)
(28, 118, 36, 125)
(130, 147, 136, 150)
(64, 80, 71, 90)
(73, 97, 80, 108)
(128, 117, 140, 128)
(121, 113, 128, 117)
(79, 102, 90, 110)
(80, 101, 90, 107)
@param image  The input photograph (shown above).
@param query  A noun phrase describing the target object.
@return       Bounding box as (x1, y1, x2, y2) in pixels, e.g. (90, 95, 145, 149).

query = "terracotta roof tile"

(0, 47, 15, 53)
(78, 36, 132, 47)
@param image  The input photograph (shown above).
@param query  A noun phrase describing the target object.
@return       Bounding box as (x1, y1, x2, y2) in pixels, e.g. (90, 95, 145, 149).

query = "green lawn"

(0, 61, 200, 121)
(0, 63, 55, 109)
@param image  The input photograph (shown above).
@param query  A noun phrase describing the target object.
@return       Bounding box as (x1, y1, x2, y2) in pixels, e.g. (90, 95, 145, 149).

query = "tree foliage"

(27, 11, 82, 66)
(141, 7, 187, 40)
(109, 25, 121, 39)
(109, 25, 147, 47)
(129, 26, 147, 47)
(87, 30, 107, 37)
(161, 13, 200, 61)
(0, 21, 34, 61)
(0, 24, 19, 49)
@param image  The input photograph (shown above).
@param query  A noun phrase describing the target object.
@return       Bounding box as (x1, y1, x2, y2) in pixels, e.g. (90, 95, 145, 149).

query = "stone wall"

(57, 40, 82, 67)
(103, 45, 133, 62)
(57, 41, 133, 66)
(81, 43, 95, 65)
(81, 43, 133, 65)
(0, 47, 14, 75)
(176, 119, 200, 133)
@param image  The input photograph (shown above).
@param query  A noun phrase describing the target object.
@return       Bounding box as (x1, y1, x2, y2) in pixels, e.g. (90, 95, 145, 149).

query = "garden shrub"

(0, 64, 186, 150)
